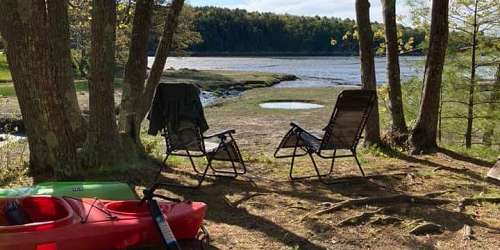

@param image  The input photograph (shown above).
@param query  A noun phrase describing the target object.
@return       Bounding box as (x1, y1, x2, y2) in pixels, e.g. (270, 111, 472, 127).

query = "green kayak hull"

(0, 181, 137, 200)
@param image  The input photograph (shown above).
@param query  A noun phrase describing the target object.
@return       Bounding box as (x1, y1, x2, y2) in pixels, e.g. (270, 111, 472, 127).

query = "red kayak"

(0, 196, 206, 250)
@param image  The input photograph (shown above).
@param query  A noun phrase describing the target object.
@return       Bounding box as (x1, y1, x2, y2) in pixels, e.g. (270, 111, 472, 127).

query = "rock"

(462, 224, 473, 240)
(409, 222, 443, 235)
(486, 158, 500, 183)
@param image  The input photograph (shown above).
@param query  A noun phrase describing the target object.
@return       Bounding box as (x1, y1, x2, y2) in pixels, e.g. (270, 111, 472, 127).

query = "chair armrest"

(204, 129, 236, 139)
(290, 121, 306, 131)
(290, 122, 321, 140)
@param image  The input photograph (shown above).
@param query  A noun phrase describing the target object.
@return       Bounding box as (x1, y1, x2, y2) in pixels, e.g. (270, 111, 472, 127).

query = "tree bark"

(137, 0, 185, 122)
(409, 0, 449, 154)
(85, 0, 121, 165)
(355, 0, 382, 146)
(0, 0, 79, 177)
(381, 0, 407, 135)
(464, 0, 479, 149)
(46, 0, 87, 145)
(119, 0, 154, 144)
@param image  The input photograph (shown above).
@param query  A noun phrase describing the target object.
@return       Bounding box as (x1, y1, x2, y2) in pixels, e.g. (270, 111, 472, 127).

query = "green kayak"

(0, 181, 137, 200)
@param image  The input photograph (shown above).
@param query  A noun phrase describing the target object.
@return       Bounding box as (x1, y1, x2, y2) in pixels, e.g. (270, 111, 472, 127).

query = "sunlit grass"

(0, 79, 124, 97)
(0, 52, 11, 82)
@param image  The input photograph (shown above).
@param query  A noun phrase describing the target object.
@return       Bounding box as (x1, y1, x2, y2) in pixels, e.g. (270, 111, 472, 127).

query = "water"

(150, 56, 425, 87)
(259, 102, 324, 110)
(0, 134, 25, 148)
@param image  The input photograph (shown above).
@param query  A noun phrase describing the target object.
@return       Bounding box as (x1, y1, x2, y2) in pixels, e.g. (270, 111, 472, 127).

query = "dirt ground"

(140, 87, 500, 250)
(1, 87, 499, 249)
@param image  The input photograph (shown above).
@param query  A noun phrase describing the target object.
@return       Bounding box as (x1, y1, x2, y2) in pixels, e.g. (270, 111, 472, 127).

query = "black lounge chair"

(274, 89, 376, 184)
(148, 83, 246, 188)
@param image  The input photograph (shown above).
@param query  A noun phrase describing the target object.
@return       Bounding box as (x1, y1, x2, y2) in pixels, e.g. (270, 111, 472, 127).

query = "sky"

(188, 0, 412, 23)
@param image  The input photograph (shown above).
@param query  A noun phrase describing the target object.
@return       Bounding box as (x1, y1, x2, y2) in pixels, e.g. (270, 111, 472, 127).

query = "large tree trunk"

(47, 0, 87, 145)
(137, 0, 185, 122)
(119, 0, 184, 149)
(85, 0, 121, 165)
(409, 0, 449, 154)
(381, 0, 408, 136)
(0, 0, 79, 177)
(119, 0, 154, 144)
(464, 0, 479, 149)
(355, 0, 382, 146)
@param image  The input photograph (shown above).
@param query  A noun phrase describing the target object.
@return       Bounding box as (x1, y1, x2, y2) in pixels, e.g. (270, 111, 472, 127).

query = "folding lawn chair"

(148, 83, 246, 188)
(274, 89, 376, 184)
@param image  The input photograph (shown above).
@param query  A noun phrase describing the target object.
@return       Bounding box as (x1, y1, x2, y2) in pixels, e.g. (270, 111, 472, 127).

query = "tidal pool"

(259, 102, 324, 110)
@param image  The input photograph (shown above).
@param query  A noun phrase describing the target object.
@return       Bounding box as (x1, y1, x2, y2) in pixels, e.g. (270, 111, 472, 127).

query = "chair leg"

(155, 153, 202, 189)
(206, 140, 245, 178)
(186, 151, 203, 174)
(289, 149, 333, 181)
(307, 152, 331, 184)
(352, 150, 365, 177)
(327, 150, 337, 176)
(155, 153, 170, 182)
(288, 144, 299, 180)
(194, 159, 212, 189)
(208, 142, 239, 177)
(232, 138, 247, 175)
(238, 157, 247, 175)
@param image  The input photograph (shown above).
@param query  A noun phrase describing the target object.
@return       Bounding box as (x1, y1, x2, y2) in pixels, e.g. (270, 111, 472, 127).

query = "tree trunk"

(46, 0, 87, 146)
(465, 0, 479, 149)
(355, 0, 381, 146)
(119, 0, 184, 149)
(119, 0, 154, 144)
(381, 0, 407, 135)
(0, 0, 79, 177)
(483, 64, 500, 146)
(137, 0, 185, 122)
(409, 0, 449, 154)
(85, 0, 121, 166)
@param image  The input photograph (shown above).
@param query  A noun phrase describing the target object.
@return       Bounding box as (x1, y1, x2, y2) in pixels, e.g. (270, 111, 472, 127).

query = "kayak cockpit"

(0, 196, 74, 232)
(105, 200, 151, 216)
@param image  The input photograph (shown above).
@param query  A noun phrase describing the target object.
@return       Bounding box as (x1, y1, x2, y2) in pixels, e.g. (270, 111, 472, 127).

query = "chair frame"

(274, 90, 376, 184)
(156, 127, 246, 189)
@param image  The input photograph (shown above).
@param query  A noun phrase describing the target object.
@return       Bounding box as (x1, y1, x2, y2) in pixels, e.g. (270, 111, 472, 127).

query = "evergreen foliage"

(189, 7, 425, 55)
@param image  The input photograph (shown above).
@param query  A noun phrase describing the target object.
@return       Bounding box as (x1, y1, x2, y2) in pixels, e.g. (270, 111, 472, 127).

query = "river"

(149, 56, 425, 87)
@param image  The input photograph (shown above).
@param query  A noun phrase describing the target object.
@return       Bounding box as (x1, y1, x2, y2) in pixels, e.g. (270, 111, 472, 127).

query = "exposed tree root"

(409, 222, 443, 235)
(336, 208, 384, 227)
(311, 192, 500, 219)
(224, 192, 271, 208)
(458, 197, 500, 212)
(315, 193, 452, 216)
(423, 190, 452, 198)
(370, 215, 403, 225)
(321, 172, 410, 185)
(432, 166, 468, 173)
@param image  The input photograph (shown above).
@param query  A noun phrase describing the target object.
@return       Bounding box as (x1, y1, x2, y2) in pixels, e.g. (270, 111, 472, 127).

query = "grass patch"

(0, 69, 295, 97)
(162, 69, 296, 93)
(74, 79, 124, 92)
(0, 52, 11, 83)
(441, 144, 499, 163)
(0, 140, 30, 188)
(0, 84, 15, 97)
(0, 79, 124, 97)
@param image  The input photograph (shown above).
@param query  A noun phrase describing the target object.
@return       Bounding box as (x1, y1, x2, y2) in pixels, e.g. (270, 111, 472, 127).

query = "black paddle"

(141, 187, 181, 250)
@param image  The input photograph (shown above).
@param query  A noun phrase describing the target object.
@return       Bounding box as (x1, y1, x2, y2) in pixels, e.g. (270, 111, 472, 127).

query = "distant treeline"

(186, 7, 426, 56)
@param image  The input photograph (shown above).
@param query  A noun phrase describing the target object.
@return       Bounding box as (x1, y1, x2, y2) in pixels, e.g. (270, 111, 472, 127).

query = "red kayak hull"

(0, 196, 206, 250)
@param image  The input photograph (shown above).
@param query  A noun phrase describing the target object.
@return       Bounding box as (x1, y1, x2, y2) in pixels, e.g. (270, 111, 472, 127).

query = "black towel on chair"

(148, 83, 209, 136)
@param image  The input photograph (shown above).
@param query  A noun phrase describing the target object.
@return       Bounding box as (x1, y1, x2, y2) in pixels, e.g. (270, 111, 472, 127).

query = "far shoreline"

(158, 51, 424, 58)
